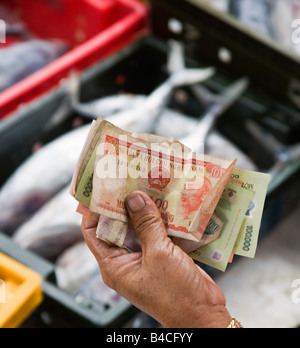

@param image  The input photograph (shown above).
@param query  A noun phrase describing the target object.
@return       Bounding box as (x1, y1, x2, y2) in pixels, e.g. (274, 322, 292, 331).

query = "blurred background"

(0, 0, 299, 328)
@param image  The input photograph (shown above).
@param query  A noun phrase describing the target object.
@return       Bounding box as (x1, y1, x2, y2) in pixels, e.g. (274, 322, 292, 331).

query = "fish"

(199, 0, 229, 12)
(74, 269, 123, 310)
(228, 0, 300, 56)
(63, 72, 147, 120)
(105, 65, 214, 133)
(246, 120, 300, 178)
(155, 108, 258, 171)
(56, 242, 122, 306)
(73, 94, 147, 120)
(0, 39, 68, 92)
(166, 41, 249, 152)
(13, 186, 83, 260)
(271, 0, 293, 49)
(66, 40, 215, 133)
(70, 84, 147, 120)
(161, 41, 255, 169)
(0, 38, 213, 235)
(229, 0, 275, 39)
(180, 76, 249, 152)
(76, 65, 214, 133)
(0, 124, 90, 234)
(55, 242, 99, 293)
(292, 0, 300, 56)
(44, 75, 148, 131)
(203, 0, 300, 56)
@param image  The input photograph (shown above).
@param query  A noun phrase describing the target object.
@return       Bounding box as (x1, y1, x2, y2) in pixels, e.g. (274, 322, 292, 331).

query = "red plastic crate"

(0, 0, 150, 119)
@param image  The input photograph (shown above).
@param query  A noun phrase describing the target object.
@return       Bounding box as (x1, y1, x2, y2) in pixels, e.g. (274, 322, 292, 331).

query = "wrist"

(195, 305, 232, 328)
(158, 302, 232, 328)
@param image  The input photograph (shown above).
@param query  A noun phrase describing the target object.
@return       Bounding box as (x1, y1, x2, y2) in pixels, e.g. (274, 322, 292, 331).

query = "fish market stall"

(0, 0, 299, 328)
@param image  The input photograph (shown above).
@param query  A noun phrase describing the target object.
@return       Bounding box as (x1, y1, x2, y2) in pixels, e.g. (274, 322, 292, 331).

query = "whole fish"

(0, 39, 68, 92)
(0, 125, 90, 234)
(229, 0, 275, 39)
(13, 186, 83, 260)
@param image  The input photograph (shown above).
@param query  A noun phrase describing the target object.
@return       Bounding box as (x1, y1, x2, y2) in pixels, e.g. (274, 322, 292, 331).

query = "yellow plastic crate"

(0, 252, 43, 328)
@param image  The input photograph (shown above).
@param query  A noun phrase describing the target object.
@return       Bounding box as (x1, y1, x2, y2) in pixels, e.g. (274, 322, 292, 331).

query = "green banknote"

(75, 142, 97, 207)
(231, 168, 270, 258)
(74, 118, 108, 206)
(190, 182, 254, 272)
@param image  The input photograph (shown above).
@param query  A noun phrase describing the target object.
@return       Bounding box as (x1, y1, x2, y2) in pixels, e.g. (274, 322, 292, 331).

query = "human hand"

(81, 191, 232, 328)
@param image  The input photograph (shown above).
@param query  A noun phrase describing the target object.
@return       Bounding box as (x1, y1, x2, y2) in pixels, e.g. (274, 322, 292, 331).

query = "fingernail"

(126, 194, 146, 213)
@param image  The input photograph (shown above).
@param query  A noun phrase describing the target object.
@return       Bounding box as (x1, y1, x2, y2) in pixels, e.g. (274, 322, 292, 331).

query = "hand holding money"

(71, 117, 270, 271)
(81, 191, 232, 328)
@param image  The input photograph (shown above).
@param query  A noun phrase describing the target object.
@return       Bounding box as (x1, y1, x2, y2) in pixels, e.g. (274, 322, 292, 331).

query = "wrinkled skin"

(81, 191, 231, 328)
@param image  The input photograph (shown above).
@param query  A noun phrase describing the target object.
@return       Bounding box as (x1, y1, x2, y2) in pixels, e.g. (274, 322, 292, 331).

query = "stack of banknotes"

(70, 118, 270, 272)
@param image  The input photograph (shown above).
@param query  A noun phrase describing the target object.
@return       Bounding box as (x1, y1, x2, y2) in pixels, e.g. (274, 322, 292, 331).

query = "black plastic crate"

(0, 232, 138, 328)
(1, 34, 300, 325)
(2, 36, 300, 191)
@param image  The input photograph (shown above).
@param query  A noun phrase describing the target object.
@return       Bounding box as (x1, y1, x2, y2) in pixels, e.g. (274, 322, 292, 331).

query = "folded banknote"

(71, 118, 270, 271)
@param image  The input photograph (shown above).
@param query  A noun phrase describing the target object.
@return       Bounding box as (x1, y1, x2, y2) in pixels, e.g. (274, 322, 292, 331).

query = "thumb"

(125, 191, 168, 249)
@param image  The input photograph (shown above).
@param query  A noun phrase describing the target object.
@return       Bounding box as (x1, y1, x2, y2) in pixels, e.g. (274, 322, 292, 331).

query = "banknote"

(70, 120, 97, 199)
(88, 119, 236, 241)
(171, 213, 224, 253)
(71, 118, 270, 271)
(71, 118, 106, 205)
(96, 215, 142, 252)
(92, 177, 256, 272)
(231, 167, 270, 258)
(95, 211, 224, 253)
(73, 119, 181, 206)
(190, 182, 254, 272)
